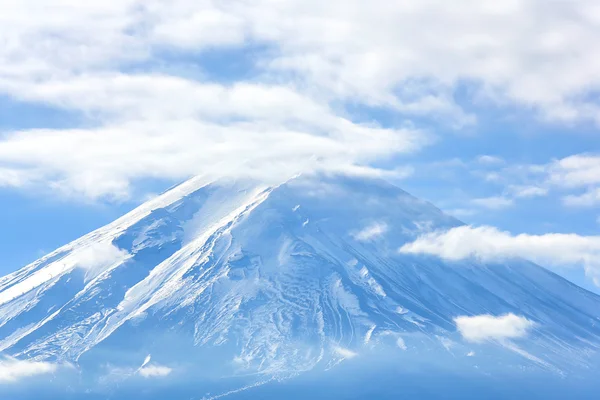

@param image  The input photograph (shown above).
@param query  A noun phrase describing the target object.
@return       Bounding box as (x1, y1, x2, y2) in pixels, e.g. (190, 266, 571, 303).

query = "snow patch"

(395, 306, 409, 315)
(396, 337, 407, 350)
(333, 346, 358, 359)
(140, 354, 151, 369)
(364, 325, 376, 344)
(438, 336, 454, 351)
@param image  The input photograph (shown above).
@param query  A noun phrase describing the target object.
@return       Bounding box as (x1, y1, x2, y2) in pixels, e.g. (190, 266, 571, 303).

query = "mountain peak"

(1, 174, 600, 397)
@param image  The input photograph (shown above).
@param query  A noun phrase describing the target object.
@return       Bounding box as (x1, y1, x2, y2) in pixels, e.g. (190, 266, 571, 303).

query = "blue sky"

(0, 1, 599, 292)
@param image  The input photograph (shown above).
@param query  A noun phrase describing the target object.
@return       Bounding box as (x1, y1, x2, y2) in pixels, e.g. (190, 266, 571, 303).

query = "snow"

(333, 346, 358, 359)
(0, 177, 213, 307)
(396, 337, 407, 350)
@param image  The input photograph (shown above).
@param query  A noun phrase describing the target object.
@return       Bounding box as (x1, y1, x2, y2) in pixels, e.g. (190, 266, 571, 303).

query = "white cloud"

(0, 76, 426, 200)
(470, 153, 600, 206)
(352, 222, 388, 242)
(138, 364, 172, 378)
(563, 187, 600, 207)
(4, 1, 600, 126)
(399, 225, 600, 285)
(548, 154, 600, 188)
(471, 196, 514, 210)
(499, 154, 600, 194)
(454, 314, 535, 343)
(0, 1, 599, 199)
(135, 354, 172, 378)
(0, 357, 57, 383)
(0, 168, 35, 188)
(74, 242, 129, 271)
(249, 0, 600, 125)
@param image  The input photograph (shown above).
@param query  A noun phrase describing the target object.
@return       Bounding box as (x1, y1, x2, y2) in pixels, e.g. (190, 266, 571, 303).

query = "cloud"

(548, 154, 600, 188)
(0, 168, 35, 188)
(352, 222, 388, 241)
(4, 0, 600, 124)
(454, 314, 535, 343)
(0, 1, 599, 199)
(74, 242, 130, 271)
(246, 0, 600, 125)
(135, 354, 172, 378)
(471, 196, 514, 210)
(0, 357, 57, 383)
(499, 154, 600, 193)
(563, 188, 600, 207)
(476, 155, 505, 165)
(508, 185, 548, 198)
(399, 225, 600, 285)
(0, 76, 426, 200)
(138, 364, 172, 378)
(463, 153, 599, 207)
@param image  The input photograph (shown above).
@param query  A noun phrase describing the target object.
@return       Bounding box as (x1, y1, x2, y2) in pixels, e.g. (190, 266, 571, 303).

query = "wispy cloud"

(352, 222, 389, 242)
(508, 185, 548, 199)
(471, 196, 514, 210)
(399, 225, 600, 285)
(548, 154, 600, 188)
(563, 188, 600, 207)
(476, 155, 505, 166)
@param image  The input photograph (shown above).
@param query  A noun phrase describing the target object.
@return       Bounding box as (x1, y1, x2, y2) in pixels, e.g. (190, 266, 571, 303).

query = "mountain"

(2, 175, 600, 399)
